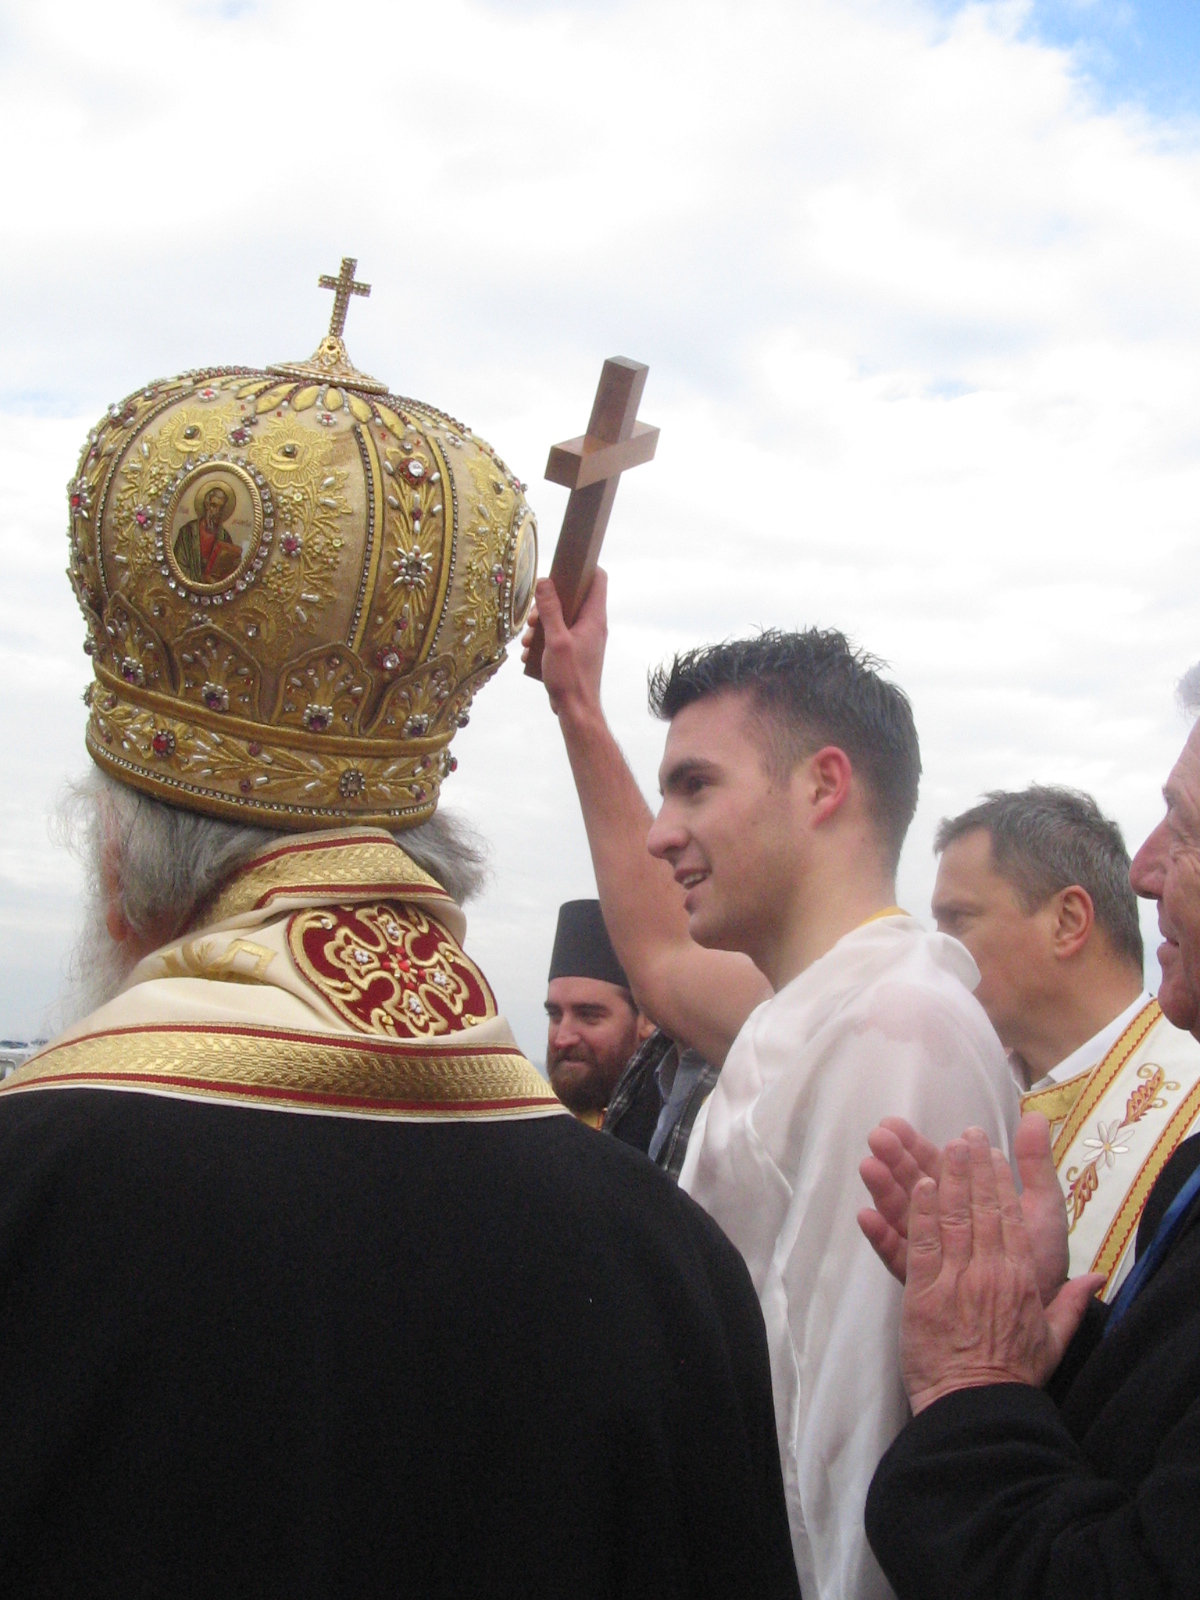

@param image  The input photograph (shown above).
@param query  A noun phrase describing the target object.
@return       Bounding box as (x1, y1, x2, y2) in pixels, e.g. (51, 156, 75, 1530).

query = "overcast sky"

(3, 0, 1199, 1060)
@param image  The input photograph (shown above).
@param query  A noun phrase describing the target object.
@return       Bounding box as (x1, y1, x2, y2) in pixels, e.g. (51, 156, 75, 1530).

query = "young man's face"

(647, 690, 806, 960)
(545, 976, 642, 1115)
(1131, 722, 1200, 1036)
(931, 828, 1062, 1052)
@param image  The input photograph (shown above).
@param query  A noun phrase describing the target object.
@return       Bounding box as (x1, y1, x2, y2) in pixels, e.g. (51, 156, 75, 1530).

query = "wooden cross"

(319, 257, 371, 340)
(524, 356, 659, 680)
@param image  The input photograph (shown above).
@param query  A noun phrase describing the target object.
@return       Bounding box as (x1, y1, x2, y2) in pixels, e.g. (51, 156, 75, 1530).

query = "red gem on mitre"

(151, 730, 175, 758)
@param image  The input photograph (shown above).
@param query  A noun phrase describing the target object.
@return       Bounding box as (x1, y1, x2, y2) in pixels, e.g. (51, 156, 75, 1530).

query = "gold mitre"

(68, 259, 538, 831)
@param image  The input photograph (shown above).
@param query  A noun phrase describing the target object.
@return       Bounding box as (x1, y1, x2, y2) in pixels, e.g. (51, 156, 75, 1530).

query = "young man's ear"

(807, 746, 854, 826)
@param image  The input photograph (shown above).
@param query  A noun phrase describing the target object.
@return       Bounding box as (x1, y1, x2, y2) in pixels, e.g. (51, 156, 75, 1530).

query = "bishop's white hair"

(1178, 662, 1200, 719)
(55, 767, 489, 1023)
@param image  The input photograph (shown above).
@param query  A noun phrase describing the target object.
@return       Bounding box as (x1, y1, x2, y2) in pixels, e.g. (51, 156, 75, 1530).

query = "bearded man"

(544, 898, 654, 1125)
(0, 295, 799, 1600)
(172, 482, 242, 583)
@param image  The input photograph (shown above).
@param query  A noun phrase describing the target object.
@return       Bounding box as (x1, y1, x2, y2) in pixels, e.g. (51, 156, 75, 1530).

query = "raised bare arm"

(523, 570, 769, 1065)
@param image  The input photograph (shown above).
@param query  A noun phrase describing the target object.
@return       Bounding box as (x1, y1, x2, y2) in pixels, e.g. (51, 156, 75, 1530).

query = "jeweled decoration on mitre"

(68, 259, 538, 830)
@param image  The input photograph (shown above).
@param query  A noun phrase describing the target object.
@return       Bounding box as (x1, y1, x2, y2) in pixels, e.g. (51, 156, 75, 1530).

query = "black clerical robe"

(0, 829, 798, 1599)
(0, 1088, 799, 1598)
(865, 1134, 1200, 1599)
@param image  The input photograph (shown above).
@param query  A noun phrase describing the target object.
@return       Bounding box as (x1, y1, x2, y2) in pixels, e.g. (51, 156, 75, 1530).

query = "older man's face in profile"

(1131, 720, 1200, 1035)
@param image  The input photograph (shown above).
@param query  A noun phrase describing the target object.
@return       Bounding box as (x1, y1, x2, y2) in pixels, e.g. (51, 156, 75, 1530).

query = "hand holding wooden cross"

(523, 357, 659, 680)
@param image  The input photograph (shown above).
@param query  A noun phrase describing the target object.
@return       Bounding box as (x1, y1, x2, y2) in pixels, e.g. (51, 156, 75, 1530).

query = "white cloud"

(1, 0, 1198, 1053)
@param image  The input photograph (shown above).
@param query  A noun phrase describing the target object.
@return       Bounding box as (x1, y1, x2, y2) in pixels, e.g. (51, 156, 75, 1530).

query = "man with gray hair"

(856, 665, 1200, 1599)
(932, 782, 1200, 1298)
(0, 302, 800, 1598)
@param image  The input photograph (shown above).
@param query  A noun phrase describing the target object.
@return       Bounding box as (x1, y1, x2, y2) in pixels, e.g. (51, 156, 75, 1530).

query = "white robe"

(680, 915, 1018, 1600)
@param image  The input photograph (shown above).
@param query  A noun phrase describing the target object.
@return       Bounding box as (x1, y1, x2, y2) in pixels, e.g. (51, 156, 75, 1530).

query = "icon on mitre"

(170, 474, 251, 586)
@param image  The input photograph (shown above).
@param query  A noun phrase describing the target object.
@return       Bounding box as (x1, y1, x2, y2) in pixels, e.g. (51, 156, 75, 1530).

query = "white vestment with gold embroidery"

(5, 828, 562, 1125)
(1023, 998, 1200, 1298)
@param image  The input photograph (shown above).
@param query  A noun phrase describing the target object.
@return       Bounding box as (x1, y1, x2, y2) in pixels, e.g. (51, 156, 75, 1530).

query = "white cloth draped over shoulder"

(680, 914, 1018, 1600)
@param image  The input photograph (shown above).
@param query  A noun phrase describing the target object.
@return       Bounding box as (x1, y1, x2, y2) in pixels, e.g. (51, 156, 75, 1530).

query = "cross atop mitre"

(270, 254, 387, 393)
(319, 257, 371, 340)
(524, 357, 660, 680)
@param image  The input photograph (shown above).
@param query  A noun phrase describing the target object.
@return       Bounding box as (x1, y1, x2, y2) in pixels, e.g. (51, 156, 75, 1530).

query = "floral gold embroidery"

(1065, 1160, 1100, 1229)
(1065, 1063, 1177, 1234)
(1127, 1062, 1176, 1118)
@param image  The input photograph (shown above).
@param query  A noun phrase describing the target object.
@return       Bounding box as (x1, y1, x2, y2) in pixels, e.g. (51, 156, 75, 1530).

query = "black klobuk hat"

(548, 899, 630, 990)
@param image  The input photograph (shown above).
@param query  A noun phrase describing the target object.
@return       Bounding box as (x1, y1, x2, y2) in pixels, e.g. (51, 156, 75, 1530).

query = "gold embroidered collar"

(2, 830, 562, 1124)
(206, 826, 465, 940)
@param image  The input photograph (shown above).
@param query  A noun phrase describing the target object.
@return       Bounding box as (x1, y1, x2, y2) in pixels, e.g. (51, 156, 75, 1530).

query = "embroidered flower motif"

(1083, 1119, 1129, 1168)
(393, 546, 433, 589)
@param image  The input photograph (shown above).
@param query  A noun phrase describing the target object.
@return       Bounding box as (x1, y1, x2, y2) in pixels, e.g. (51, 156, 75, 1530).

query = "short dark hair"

(647, 628, 921, 868)
(934, 785, 1143, 970)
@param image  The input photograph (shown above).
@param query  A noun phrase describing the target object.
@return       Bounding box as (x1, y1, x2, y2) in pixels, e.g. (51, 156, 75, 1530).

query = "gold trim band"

(206, 831, 451, 924)
(92, 663, 454, 760)
(1051, 1000, 1162, 1162)
(1021, 1072, 1091, 1131)
(1, 1022, 564, 1123)
(1090, 1075, 1200, 1288)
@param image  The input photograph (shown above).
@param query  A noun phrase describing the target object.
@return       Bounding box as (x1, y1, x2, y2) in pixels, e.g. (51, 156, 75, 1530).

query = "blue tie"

(1104, 1158, 1200, 1336)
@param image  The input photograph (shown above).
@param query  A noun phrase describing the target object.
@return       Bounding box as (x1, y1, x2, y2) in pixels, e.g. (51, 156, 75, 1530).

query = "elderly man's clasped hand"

(859, 1115, 1104, 1415)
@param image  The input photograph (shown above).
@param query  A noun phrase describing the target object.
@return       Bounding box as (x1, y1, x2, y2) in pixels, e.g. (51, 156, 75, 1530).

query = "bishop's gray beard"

(58, 894, 143, 1029)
